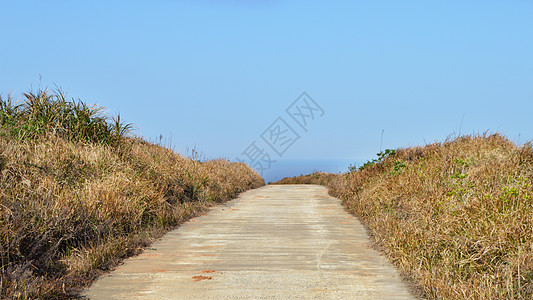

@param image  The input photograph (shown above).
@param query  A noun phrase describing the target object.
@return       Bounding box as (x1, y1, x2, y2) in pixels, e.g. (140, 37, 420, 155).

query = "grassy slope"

(274, 134, 533, 299)
(0, 91, 264, 299)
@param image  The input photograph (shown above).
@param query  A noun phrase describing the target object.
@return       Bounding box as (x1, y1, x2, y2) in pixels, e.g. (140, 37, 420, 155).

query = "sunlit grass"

(0, 89, 264, 298)
(276, 134, 533, 299)
(0, 89, 132, 145)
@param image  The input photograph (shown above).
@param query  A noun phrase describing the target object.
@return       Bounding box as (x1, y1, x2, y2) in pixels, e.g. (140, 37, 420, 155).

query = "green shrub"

(0, 89, 132, 145)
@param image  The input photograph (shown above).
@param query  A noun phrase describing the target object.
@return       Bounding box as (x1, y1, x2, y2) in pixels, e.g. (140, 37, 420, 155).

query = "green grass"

(1, 89, 131, 145)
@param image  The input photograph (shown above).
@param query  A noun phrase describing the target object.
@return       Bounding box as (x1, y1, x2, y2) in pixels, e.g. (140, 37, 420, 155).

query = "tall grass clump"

(0, 89, 130, 145)
(0, 89, 264, 299)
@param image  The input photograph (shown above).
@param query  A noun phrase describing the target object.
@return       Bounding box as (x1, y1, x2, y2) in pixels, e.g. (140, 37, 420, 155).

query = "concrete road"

(84, 185, 416, 299)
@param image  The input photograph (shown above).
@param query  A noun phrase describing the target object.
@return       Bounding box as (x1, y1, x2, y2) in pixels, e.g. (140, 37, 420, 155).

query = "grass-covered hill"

(273, 134, 533, 299)
(0, 90, 264, 299)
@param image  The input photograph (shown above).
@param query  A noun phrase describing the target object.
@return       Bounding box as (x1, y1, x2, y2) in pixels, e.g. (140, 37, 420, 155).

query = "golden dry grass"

(271, 172, 338, 186)
(276, 134, 533, 299)
(0, 91, 263, 299)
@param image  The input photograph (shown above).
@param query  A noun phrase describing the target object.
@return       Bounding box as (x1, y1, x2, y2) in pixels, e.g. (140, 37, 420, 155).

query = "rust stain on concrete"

(192, 275, 212, 282)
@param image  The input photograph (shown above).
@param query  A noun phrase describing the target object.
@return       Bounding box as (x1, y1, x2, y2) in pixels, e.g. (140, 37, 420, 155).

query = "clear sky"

(1, 1, 532, 177)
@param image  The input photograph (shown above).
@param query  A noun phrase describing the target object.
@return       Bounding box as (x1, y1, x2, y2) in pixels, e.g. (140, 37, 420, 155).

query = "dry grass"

(271, 172, 338, 186)
(0, 90, 264, 299)
(277, 134, 533, 299)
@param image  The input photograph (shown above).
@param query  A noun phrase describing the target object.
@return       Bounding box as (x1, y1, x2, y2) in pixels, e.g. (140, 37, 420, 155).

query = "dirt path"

(84, 185, 416, 299)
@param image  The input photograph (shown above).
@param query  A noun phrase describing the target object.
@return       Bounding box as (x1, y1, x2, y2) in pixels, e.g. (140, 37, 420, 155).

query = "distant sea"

(261, 158, 359, 183)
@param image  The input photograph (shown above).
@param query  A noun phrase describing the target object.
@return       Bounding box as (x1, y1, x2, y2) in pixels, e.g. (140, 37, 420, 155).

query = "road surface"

(84, 185, 416, 299)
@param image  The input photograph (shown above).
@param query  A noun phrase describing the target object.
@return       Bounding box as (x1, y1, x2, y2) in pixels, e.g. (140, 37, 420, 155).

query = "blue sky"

(1, 1, 532, 177)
